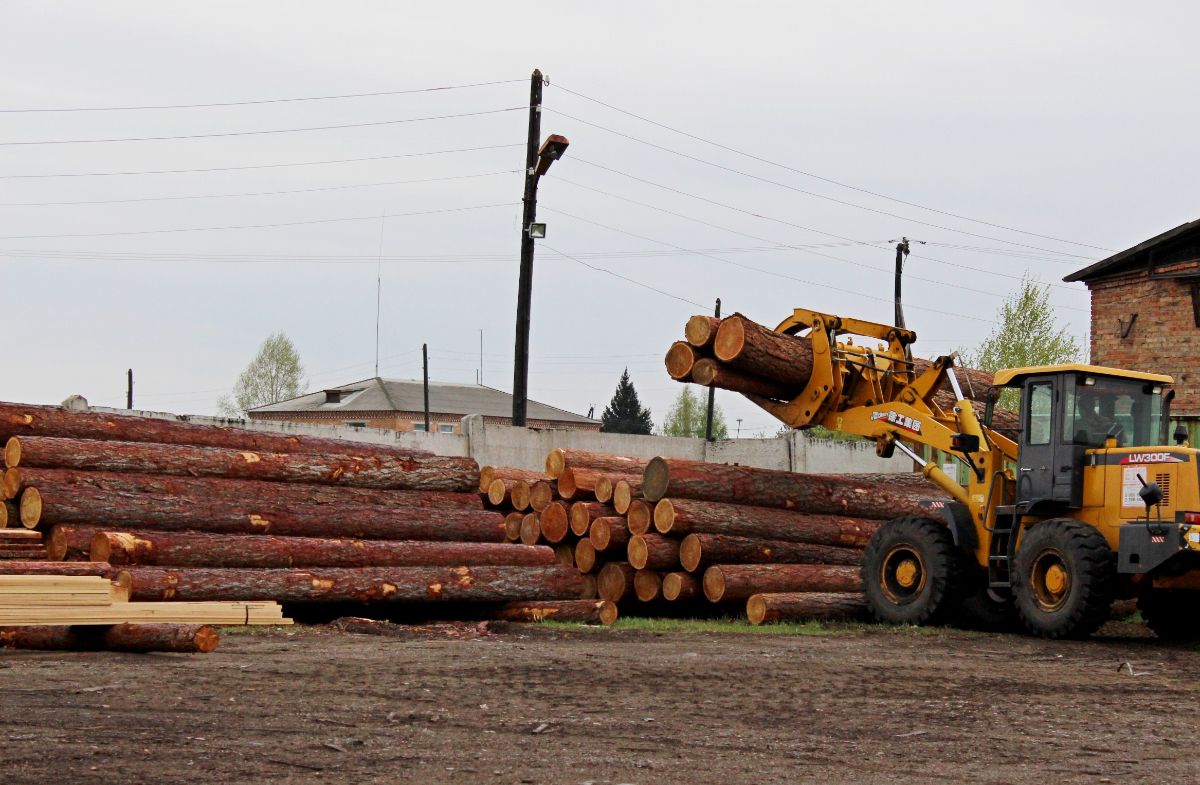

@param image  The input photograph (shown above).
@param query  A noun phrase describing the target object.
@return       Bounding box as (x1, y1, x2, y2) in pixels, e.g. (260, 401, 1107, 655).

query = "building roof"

(1064, 217, 1200, 283)
(249, 377, 598, 425)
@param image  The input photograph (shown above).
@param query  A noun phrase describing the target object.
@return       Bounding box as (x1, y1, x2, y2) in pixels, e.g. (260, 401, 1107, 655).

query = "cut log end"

(568, 503, 591, 537)
(685, 315, 720, 348)
(662, 571, 700, 601)
(679, 533, 702, 572)
(478, 466, 496, 493)
(626, 500, 652, 535)
(545, 448, 566, 478)
(613, 480, 633, 515)
(519, 514, 541, 546)
(712, 315, 747, 362)
(554, 544, 575, 568)
(596, 562, 634, 603)
(504, 513, 524, 542)
(529, 481, 554, 512)
(633, 570, 662, 602)
(702, 566, 726, 603)
(594, 476, 614, 504)
(510, 481, 532, 512)
(642, 457, 668, 503)
(574, 539, 597, 574)
(2, 468, 20, 501)
(627, 535, 648, 570)
(4, 437, 20, 469)
(539, 502, 569, 544)
(598, 600, 619, 625)
(486, 479, 507, 506)
(580, 573, 598, 600)
(19, 487, 42, 529)
(556, 468, 577, 500)
(665, 341, 697, 380)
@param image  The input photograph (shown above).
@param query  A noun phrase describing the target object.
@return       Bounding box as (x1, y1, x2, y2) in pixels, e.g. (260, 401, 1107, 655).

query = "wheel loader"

(745, 309, 1200, 639)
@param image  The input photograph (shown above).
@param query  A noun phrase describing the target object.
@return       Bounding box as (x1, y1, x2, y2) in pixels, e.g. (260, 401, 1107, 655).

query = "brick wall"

(1088, 268, 1200, 415)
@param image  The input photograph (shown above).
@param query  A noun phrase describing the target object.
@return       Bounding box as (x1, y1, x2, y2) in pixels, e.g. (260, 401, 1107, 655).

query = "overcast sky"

(3, 2, 1197, 435)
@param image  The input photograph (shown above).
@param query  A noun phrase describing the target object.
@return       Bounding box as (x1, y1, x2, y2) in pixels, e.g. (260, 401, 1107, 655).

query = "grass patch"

(218, 624, 309, 636)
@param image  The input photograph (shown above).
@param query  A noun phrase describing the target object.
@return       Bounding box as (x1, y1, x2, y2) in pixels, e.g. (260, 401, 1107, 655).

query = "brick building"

(248, 377, 600, 433)
(1064, 217, 1200, 436)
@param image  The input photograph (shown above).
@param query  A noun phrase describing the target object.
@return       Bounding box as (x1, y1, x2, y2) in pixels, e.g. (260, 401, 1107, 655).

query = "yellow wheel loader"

(748, 309, 1200, 639)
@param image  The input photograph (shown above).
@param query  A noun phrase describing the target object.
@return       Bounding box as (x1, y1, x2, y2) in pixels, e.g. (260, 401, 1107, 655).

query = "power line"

(0, 202, 519, 240)
(545, 107, 1097, 262)
(540, 244, 707, 309)
(0, 143, 523, 180)
(0, 107, 524, 146)
(0, 170, 520, 207)
(551, 83, 1111, 253)
(0, 78, 526, 113)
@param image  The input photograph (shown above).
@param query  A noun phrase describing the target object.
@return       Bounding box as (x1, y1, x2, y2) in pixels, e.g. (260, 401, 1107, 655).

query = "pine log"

(574, 539, 598, 574)
(580, 574, 598, 600)
(662, 571, 701, 601)
(665, 341, 699, 381)
(529, 481, 555, 512)
(0, 547, 47, 559)
(746, 592, 867, 624)
(545, 449, 650, 480)
(679, 533, 863, 572)
(0, 623, 220, 653)
(12, 467, 482, 510)
(5, 436, 479, 492)
(120, 565, 584, 603)
(18, 487, 41, 528)
(555, 467, 603, 502)
(91, 530, 559, 569)
(0, 500, 11, 528)
(626, 500, 653, 535)
(569, 502, 615, 537)
(554, 544, 576, 568)
(685, 315, 722, 349)
(478, 466, 544, 493)
(538, 502, 570, 544)
(47, 525, 105, 561)
(486, 478, 514, 507)
(504, 512, 524, 542)
(712, 313, 814, 387)
(596, 562, 635, 603)
(653, 499, 879, 547)
(703, 564, 862, 602)
(510, 481, 532, 512)
(0, 403, 431, 458)
(0, 529, 41, 540)
(690, 359, 797, 399)
(642, 457, 938, 516)
(612, 479, 643, 515)
(519, 513, 541, 546)
(633, 570, 662, 602)
(32, 485, 506, 542)
(0, 561, 114, 577)
(627, 534, 681, 571)
(588, 516, 630, 552)
(492, 600, 613, 624)
(1, 469, 16, 500)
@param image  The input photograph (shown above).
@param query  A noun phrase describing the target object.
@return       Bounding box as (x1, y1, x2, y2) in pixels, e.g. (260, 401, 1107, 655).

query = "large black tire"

(862, 516, 963, 626)
(1138, 589, 1200, 641)
(1012, 519, 1115, 639)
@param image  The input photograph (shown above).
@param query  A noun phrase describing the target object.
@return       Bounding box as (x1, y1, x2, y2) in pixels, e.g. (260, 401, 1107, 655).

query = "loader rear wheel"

(1138, 589, 1200, 641)
(1013, 519, 1115, 639)
(862, 517, 962, 626)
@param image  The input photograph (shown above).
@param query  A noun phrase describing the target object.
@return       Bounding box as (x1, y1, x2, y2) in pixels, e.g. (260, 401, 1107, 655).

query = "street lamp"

(736, 418, 743, 438)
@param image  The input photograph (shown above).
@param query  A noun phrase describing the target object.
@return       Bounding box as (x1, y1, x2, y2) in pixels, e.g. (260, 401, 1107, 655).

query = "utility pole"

(893, 237, 910, 330)
(705, 297, 721, 441)
(511, 69, 544, 427)
(422, 343, 430, 433)
(126, 369, 133, 410)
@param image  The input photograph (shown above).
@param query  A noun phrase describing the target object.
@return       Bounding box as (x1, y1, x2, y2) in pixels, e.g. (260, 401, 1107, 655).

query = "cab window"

(1026, 382, 1052, 445)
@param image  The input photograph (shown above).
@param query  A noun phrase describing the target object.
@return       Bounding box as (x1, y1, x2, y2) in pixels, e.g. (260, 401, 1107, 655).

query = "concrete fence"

(91, 405, 910, 475)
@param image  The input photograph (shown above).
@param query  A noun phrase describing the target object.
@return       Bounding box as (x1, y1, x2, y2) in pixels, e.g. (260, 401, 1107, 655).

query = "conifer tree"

(600, 368, 654, 434)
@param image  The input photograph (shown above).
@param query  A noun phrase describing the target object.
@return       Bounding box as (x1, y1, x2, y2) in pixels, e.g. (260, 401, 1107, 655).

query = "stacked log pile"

(0, 402, 585, 623)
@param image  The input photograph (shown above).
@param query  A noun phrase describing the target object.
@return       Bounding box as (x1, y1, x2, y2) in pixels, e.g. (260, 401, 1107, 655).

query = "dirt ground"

(1, 619, 1197, 785)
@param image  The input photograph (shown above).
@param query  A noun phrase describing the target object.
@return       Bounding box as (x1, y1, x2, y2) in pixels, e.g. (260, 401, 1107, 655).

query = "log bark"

(596, 562, 635, 603)
(120, 565, 584, 603)
(91, 530, 558, 569)
(691, 358, 797, 399)
(555, 468, 603, 502)
(633, 570, 662, 602)
(653, 498, 884, 546)
(0, 561, 114, 577)
(538, 502, 570, 544)
(504, 512, 524, 542)
(519, 513, 541, 546)
(6, 436, 479, 492)
(545, 449, 649, 480)
(665, 341, 699, 381)
(588, 516, 630, 552)
(529, 481, 555, 512)
(0, 623, 220, 653)
(47, 525, 105, 561)
(569, 502, 615, 536)
(12, 467, 482, 510)
(574, 539, 598, 574)
(627, 534, 681, 571)
(33, 485, 507, 542)
(626, 500, 653, 535)
(0, 547, 47, 559)
(746, 592, 867, 624)
(662, 571, 701, 601)
(0, 402, 432, 459)
(685, 315, 721, 349)
(703, 564, 862, 602)
(492, 600, 613, 624)
(612, 479, 643, 515)
(679, 533, 863, 572)
(642, 456, 940, 516)
(713, 313, 814, 387)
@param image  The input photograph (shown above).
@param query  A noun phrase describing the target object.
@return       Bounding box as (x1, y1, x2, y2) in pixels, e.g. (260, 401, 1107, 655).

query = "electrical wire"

(0, 78, 527, 113)
(540, 243, 708, 309)
(551, 83, 1111, 253)
(0, 107, 524, 146)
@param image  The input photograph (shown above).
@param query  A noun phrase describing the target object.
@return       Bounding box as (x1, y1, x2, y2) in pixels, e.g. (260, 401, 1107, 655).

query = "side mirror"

(1174, 424, 1188, 445)
(1139, 481, 1163, 511)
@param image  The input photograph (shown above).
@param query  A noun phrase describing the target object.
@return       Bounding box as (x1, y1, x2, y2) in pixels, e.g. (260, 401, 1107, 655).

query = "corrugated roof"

(1064, 217, 1200, 283)
(249, 377, 598, 424)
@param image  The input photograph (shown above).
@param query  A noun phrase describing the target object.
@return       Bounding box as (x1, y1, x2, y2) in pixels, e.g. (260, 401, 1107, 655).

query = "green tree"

(217, 332, 307, 417)
(600, 368, 654, 435)
(662, 387, 728, 439)
(962, 275, 1083, 410)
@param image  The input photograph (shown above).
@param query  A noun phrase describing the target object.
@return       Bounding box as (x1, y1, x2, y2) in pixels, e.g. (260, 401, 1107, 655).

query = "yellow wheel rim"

(1029, 549, 1071, 612)
(895, 559, 919, 588)
(880, 545, 927, 605)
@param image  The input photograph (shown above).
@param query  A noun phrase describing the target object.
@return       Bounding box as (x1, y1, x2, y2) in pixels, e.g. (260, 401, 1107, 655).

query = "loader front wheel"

(1138, 589, 1200, 641)
(1013, 519, 1115, 639)
(862, 517, 962, 626)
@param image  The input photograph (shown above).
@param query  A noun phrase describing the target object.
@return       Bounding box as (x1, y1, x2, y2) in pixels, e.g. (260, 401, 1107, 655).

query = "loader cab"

(993, 364, 1173, 512)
